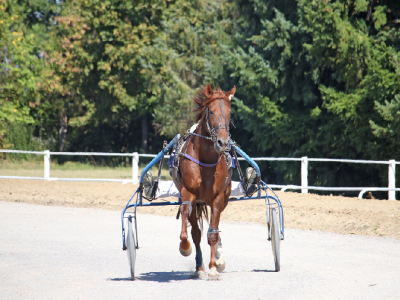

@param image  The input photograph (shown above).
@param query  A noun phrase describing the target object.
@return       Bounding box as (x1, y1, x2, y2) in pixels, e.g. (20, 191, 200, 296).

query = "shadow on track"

(109, 269, 276, 282)
(107, 277, 131, 281)
(109, 271, 196, 282)
(252, 269, 276, 273)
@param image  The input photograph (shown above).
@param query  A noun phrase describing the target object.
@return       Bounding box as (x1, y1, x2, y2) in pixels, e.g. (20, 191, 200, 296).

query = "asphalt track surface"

(1, 201, 400, 300)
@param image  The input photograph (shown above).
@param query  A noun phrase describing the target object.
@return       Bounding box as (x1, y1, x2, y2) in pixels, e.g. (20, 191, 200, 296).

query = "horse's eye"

(210, 110, 214, 115)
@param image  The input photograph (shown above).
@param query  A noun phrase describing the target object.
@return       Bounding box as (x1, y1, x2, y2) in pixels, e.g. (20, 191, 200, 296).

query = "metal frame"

(121, 135, 284, 251)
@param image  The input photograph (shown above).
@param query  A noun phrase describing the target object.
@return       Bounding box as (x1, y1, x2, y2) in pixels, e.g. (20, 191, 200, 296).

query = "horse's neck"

(191, 122, 219, 163)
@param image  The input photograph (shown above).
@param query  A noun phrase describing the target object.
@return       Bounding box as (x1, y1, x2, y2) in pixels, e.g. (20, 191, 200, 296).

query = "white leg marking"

(216, 248, 225, 272)
(194, 270, 207, 279)
(208, 267, 220, 280)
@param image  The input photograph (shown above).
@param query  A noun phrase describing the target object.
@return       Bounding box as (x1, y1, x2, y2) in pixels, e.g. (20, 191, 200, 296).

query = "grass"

(0, 160, 172, 180)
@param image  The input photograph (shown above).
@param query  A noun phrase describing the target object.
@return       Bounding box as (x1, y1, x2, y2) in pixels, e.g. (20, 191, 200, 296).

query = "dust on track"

(2, 179, 400, 238)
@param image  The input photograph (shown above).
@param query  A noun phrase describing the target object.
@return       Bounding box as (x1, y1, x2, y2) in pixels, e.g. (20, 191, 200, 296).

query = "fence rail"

(0, 149, 397, 200)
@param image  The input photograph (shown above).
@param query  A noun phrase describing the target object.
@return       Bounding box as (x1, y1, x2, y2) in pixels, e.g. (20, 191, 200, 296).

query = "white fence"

(1, 149, 399, 200)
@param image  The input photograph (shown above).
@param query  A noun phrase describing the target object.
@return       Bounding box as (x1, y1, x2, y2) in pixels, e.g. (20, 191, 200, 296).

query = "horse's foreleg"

(207, 226, 220, 279)
(207, 208, 222, 280)
(215, 181, 230, 273)
(179, 201, 192, 256)
(179, 189, 195, 257)
(216, 234, 225, 272)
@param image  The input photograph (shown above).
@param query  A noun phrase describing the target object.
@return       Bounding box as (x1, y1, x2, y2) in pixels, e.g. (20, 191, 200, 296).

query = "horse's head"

(194, 84, 236, 153)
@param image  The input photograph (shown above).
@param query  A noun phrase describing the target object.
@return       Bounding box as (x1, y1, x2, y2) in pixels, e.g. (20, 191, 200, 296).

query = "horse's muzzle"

(215, 138, 230, 152)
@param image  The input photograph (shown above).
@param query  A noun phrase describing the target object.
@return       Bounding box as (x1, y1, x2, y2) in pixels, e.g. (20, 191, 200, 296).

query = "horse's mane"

(193, 86, 227, 122)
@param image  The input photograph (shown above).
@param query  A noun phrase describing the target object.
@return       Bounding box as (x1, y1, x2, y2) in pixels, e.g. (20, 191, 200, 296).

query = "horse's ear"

(226, 86, 236, 101)
(205, 84, 213, 98)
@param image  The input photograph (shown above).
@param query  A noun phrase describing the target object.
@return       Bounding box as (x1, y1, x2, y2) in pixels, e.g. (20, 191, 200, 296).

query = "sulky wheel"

(270, 207, 280, 272)
(266, 206, 271, 241)
(126, 215, 136, 280)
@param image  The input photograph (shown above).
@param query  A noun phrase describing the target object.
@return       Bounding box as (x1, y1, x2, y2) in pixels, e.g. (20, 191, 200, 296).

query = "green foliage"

(223, 0, 400, 193)
(370, 93, 400, 158)
(3, 123, 55, 161)
(0, 0, 60, 148)
(9, 123, 54, 147)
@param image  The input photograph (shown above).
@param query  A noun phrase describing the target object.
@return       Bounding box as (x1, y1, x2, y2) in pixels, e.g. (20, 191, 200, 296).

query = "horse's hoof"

(207, 267, 220, 281)
(194, 271, 207, 279)
(216, 248, 225, 272)
(179, 241, 192, 257)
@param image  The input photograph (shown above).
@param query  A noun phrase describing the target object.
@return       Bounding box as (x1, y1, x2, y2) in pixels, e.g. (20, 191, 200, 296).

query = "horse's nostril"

(217, 140, 223, 147)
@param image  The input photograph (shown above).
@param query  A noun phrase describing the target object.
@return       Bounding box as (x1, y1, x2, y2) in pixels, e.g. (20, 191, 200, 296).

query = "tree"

(0, 0, 60, 149)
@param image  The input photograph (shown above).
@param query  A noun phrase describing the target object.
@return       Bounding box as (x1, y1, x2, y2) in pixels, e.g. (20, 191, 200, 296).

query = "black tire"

(126, 215, 136, 280)
(270, 208, 280, 272)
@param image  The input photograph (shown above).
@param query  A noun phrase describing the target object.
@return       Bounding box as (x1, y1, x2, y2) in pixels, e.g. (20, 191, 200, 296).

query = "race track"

(1, 201, 399, 299)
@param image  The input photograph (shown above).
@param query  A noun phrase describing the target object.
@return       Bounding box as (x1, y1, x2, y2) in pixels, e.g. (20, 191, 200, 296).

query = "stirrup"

(245, 167, 257, 197)
(143, 171, 156, 201)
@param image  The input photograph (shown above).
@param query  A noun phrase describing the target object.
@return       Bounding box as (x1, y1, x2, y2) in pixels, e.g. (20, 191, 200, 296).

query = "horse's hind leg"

(188, 204, 206, 279)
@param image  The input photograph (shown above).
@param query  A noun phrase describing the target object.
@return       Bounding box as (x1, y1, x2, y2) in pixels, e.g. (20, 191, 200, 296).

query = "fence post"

(132, 152, 139, 184)
(301, 156, 308, 194)
(388, 159, 396, 200)
(44, 150, 50, 180)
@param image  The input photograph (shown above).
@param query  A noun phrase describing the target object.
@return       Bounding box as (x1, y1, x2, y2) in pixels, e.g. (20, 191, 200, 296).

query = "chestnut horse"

(177, 84, 235, 280)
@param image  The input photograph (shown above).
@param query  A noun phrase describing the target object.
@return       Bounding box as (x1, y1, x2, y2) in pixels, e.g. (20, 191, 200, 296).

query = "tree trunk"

(141, 114, 148, 151)
(59, 112, 68, 152)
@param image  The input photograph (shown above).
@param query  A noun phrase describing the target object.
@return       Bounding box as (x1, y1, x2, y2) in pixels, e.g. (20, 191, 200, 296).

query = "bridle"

(180, 97, 232, 167)
(189, 98, 231, 150)
(205, 99, 230, 142)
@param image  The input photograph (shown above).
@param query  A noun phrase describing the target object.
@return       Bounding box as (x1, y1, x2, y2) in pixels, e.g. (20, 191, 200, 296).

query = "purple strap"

(183, 153, 222, 167)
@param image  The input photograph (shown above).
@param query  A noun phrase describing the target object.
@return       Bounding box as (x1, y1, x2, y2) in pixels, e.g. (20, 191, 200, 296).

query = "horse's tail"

(196, 202, 209, 232)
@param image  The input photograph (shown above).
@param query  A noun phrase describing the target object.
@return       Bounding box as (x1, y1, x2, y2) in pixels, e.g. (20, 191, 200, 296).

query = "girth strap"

(182, 153, 222, 168)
